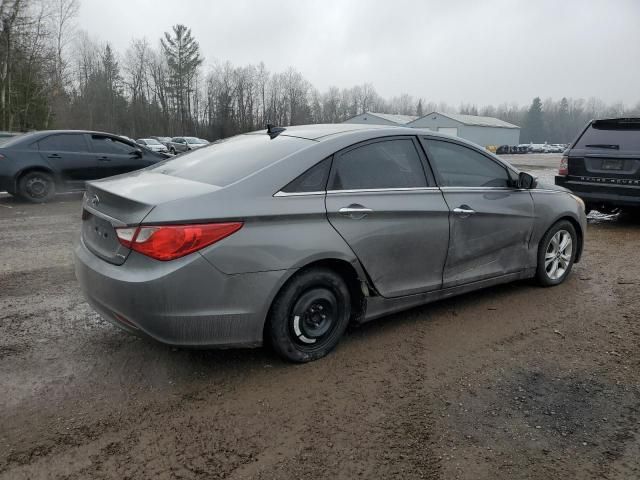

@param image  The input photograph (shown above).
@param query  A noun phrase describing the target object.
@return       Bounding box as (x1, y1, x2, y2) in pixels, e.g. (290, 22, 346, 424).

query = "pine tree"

(161, 24, 203, 133)
(523, 97, 545, 143)
(416, 99, 423, 117)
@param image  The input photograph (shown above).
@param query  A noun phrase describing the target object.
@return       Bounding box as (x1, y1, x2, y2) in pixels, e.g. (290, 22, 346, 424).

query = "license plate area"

(601, 159, 624, 170)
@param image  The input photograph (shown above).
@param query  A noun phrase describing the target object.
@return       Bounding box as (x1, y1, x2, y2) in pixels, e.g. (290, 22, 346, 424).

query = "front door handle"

(339, 205, 373, 219)
(97, 156, 111, 162)
(453, 206, 476, 217)
(47, 154, 60, 159)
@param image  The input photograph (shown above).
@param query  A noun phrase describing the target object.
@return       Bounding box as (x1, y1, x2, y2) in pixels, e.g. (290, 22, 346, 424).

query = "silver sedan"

(74, 124, 586, 362)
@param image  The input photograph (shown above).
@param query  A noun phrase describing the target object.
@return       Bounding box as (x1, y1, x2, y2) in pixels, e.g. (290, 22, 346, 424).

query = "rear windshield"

(575, 122, 640, 151)
(150, 134, 312, 187)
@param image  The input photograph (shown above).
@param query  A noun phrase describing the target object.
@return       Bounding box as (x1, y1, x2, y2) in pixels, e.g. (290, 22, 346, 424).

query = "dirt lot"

(1, 157, 639, 479)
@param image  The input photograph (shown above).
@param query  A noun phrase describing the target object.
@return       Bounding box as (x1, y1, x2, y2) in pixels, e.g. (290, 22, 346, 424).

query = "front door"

(89, 135, 154, 177)
(325, 137, 450, 298)
(420, 137, 535, 288)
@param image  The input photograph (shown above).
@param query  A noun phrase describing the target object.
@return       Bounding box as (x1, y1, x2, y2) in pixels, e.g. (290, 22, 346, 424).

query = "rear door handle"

(97, 156, 111, 162)
(453, 206, 476, 217)
(339, 205, 373, 218)
(47, 154, 60, 159)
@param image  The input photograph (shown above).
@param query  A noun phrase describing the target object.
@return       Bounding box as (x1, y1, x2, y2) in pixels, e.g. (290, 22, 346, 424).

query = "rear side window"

(575, 122, 640, 151)
(281, 157, 331, 193)
(38, 134, 88, 153)
(330, 139, 427, 190)
(424, 139, 509, 188)
(91, 135, 135, 154)
(152, 134, 312, 187)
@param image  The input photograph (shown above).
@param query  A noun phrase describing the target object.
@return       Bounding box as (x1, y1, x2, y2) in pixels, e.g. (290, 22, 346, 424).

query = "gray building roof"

(411, 112, 520, 129)
(353, 112, 418, 125)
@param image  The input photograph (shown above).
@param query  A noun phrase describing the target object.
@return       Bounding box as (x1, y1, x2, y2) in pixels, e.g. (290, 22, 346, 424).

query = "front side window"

(91, 135, 135, 155)
(38, 134, 87, 153)
(424, 139, 510, 188)
(330, 139, 427, 190)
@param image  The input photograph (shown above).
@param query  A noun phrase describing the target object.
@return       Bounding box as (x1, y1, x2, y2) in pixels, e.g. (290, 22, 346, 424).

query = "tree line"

(1, 0, 639, 143)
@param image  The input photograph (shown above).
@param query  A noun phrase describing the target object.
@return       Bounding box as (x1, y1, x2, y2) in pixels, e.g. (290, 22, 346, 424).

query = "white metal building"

(407, 112, 520, 147)
(343, 112, 418, 126)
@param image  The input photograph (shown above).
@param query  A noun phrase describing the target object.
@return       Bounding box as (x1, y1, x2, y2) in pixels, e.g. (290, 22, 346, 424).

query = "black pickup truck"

(555, 118, 640, 213)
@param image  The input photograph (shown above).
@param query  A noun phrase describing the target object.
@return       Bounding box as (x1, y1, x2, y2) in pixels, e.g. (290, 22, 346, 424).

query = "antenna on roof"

(266, 122, 286, 139)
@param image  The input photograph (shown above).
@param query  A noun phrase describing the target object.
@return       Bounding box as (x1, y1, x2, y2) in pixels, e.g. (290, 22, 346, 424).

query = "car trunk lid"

(81, 172, 220, 265)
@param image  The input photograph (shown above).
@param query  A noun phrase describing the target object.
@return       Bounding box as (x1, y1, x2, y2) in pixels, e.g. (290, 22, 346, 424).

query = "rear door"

(325, 136, 450, 298)
(420, 137, 534, 288)
(89, 134, 155, 177)
(37, 133, 96, 189)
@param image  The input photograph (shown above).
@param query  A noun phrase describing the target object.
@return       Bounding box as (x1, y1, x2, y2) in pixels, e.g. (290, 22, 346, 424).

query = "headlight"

(569, 193, 585, 210)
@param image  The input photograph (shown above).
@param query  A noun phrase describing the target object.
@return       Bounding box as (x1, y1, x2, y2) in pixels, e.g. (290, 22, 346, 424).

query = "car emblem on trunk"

(90, 194, 100, 207)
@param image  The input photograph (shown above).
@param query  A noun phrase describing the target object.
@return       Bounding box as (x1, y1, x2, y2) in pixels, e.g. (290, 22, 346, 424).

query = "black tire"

(17, 171, 55, 203)
(536, 220, 577, 287)
(268, 268, 351, 363)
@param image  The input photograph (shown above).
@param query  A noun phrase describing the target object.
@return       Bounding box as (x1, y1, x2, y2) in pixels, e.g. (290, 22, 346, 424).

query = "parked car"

(529, 143, 546, 153)
(543, 144, 563, 154)
(496, 145, 510, 154)
(0, 130, 169, 202)
(555, 117, 640, 213)
(136, 138, 169, 153)
(75, 124, 586, 363)
(167, 136, 208, 154)
(150, 136, 172, 148)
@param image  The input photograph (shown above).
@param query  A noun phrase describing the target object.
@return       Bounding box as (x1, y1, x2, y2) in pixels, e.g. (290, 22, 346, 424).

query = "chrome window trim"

(274, 187, 442, 197)
(327, 187, 441, 194)
(274, 190, 326, 197)
(439, 186, 514, 192)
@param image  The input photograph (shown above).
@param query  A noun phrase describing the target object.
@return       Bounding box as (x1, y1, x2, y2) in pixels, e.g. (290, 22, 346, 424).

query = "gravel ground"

(1, 160, 639, 479)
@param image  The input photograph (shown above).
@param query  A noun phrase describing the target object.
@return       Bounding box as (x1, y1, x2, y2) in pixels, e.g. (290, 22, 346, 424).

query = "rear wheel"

(17, 171, 55, 203)
(268, 268, 351, 363)
(536, 220, 577, 286)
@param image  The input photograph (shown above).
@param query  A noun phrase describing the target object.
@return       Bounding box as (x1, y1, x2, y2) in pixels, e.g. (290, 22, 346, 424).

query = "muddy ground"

(1, 156, 639, 479)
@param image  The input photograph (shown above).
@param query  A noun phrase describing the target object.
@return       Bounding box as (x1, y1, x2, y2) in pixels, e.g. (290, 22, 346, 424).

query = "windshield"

(142, 138, 161, 145)
(150, 133, 311, 187)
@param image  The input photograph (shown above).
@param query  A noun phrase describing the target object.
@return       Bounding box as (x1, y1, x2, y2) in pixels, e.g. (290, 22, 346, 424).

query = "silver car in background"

(74, 124, 586, 362)
(167, 136, 208, 154)
(136, 138, 169, 153)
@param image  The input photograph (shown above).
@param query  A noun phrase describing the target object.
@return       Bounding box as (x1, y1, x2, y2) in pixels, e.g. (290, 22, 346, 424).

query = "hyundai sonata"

(74, 124, 586, 362)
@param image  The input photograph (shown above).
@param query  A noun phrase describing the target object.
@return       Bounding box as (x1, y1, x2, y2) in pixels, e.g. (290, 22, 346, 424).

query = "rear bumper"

(555, 176, 640, 207)
(74, 239, 289, 348)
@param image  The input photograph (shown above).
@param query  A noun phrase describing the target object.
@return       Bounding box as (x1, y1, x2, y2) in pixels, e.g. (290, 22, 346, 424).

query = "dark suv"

(555, 118, 640, 213)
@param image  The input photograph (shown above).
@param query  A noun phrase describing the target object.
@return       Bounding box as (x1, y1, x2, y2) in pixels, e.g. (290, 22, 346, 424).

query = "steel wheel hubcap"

(545, 230, 573, 280)
(290, 289, 337, 346)
(26, 177, 49, 198)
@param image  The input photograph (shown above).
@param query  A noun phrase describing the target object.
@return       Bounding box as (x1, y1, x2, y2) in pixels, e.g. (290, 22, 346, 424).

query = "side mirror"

(518, 171, 537, 189)
(131, 148, 143, 158)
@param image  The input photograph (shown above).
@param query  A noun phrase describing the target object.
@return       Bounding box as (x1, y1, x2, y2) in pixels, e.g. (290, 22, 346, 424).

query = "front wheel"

(268, 268, 351, 363)
(536, 220, 577, 286)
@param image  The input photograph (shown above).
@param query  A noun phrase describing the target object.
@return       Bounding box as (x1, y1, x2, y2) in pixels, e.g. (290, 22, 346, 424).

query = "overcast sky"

(77, 0, 640, 107)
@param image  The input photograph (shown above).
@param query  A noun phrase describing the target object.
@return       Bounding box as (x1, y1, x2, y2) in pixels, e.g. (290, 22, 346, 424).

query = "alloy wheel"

(544, 229, 573, 280)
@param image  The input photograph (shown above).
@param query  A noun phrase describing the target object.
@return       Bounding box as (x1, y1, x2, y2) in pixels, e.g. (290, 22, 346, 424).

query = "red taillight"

(558, 155, 569, 176)
(115, 222, 243, 261)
